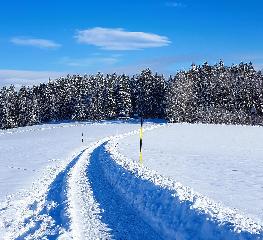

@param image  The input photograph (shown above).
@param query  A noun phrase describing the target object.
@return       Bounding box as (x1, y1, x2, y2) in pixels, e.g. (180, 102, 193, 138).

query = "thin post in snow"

(139, 117, 143, 166)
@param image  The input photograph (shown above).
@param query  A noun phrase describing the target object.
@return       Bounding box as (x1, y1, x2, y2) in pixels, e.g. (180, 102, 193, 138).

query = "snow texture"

(0, 121, 139, 239)
(0, 121, 262, 239)
(118, 123, 263, 224)
(106, 126, 263, 239)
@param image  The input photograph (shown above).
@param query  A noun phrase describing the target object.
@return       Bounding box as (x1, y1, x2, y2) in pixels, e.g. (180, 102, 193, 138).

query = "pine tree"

(114, 74, 132, 117)
(1, 86, 18, 129)
(1, 62, 263, 129)
(101, 74, 117, 119)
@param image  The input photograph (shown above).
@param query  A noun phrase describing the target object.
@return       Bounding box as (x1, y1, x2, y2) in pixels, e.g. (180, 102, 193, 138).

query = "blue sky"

(0, 0, 263, 86)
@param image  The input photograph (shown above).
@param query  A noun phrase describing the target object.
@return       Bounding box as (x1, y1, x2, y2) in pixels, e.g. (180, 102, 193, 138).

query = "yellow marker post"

(139, 117, 143, 166)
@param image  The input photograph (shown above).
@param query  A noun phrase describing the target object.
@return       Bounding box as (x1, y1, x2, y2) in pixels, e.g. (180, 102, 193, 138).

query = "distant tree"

(114, 74, 132, 117)
(165, 61, 263, 125)
(133, 69, 163, 118)
(0, 86, 18, 129)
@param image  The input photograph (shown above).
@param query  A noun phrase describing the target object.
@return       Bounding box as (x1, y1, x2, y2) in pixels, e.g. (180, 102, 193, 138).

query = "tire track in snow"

(13, 150, 86, 240)
(67, 125, 163, 239)
(3, 121, 262, 239)
(67, 139, 113, 239)
(87, 144, 162, 240)
(1, 124, 162, 239)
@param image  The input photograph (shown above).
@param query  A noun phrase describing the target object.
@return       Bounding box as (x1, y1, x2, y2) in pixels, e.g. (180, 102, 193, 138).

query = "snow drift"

(101, 133, 263, 240)
(1, 122, 262, 239)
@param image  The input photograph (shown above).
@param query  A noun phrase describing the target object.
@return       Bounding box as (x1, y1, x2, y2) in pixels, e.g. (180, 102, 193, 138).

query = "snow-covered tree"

(114, 74, 132, 117)
(0, 86, 18, 129)
(1, 61, 263, 129)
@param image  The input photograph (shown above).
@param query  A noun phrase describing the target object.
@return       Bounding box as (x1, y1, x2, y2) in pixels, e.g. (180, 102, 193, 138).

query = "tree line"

(0, 61, 262, 129)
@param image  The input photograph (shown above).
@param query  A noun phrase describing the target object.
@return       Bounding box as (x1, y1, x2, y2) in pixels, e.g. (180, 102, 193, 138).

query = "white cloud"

(11, 37, 61, 49)
(0, 69, 65, 88)
(75, 27, 171, 50)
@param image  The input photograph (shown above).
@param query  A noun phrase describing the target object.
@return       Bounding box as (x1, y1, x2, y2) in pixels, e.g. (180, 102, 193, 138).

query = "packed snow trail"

(87, 143, 162, 239)
(5, 150, 86, 239)
(66, 126, 163, 239)
(0, 121, 142, 239)
(0, 120, 139, 201)
(0, 122, 163, 239)
(11, 128, 162, 239)
(68, 127, 263, 240)
(1, 121, 263, 239)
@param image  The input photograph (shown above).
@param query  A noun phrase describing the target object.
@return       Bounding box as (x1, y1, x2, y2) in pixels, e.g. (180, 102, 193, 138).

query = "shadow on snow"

(16, 150, 85, 240)
(88, 144, 162, 240)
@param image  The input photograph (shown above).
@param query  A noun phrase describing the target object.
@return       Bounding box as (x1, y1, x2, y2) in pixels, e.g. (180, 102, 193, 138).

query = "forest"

(0, 61, 262, 129)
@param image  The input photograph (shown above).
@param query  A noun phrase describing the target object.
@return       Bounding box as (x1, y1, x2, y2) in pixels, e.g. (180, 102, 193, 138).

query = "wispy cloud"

(75, 27, 171, 50)
(11, 37, 61, 49)
(166, 2, 186, 8)
(60, 55, 119, 67)
(0, 69, 65, 88)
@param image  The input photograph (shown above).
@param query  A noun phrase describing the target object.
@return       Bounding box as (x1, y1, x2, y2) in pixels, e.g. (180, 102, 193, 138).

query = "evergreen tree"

(1, 86, 18, 129)
(1, 62, 263, 129)
(114, 74, 132, 117)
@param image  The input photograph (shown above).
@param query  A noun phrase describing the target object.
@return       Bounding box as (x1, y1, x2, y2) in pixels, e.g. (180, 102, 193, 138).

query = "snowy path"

(67, 127, 163, 239)
(0, 121, 140, 239)
(1, 150, 86, 239)
(0, 123, 163, 239)
(87, 143, 161, 239)
(1, 122, 263, 239)
(0, 121, 138, 201)
(16, 151, 85, 239)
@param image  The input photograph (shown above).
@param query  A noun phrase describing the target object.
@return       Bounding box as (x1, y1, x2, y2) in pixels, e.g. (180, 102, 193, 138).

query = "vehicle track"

(10, 127, 161, 239)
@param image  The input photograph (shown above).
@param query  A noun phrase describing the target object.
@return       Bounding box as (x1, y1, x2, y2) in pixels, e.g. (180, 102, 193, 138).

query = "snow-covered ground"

(0, 121, 138, 201)
(118, 123, 263, 224)
(0, 121, 263, 239)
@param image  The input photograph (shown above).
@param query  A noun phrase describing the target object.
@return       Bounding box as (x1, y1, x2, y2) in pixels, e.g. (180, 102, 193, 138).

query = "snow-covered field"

(118, 124, 263, 224)
(0, 121, 263, 239)
(0, 121, 137, 201)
